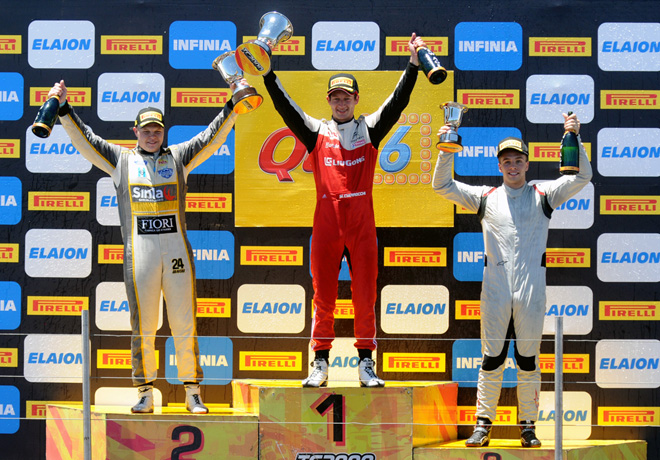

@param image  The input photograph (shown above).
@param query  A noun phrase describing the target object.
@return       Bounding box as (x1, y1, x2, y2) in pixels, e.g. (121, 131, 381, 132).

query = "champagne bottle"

(417, 47, 447, 85)
(31, 96, 60, 138)
(559, 111, 579, 175)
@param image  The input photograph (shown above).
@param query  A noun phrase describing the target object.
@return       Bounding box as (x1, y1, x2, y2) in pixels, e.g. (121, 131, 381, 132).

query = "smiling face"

(327, 90, 359, 123)
(133, 123, 165, 153)
(498, 150, 529, 189)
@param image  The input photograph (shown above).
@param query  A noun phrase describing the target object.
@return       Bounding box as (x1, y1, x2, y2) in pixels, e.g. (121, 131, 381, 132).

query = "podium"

(232, 379, 458, 459)
(45, 404, 259, 459)
(415, 439, 648, 460)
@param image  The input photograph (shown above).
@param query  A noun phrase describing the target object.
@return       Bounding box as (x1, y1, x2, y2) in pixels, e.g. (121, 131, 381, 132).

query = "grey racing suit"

(432, 138, 592, 422)
(59, 101, 237, 385)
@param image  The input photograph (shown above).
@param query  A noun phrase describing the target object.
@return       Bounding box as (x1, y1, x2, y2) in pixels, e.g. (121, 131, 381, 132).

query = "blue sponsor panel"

(168, 125, 234, 174)
(0, 281, 20, 330)
(455, 22, 522, 71)
(169, 21, 236, 69)
(309, 235, 351, 281)
(0, 177, 21, 225)
(187, 230, 234, 279)
(0, 73, 23, 121)
(455, 127, 522, 176)
(452, 339, 517, 388)
(165, 336, 232, 385)
(0, 386, 19, 434)
(453, 232, 485, 282)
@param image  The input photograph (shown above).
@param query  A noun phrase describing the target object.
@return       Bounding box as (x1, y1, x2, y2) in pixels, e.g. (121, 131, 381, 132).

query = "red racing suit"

(263, 63, 418, 351)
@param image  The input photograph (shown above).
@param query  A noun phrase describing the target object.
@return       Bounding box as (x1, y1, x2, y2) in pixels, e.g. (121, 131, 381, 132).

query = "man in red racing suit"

(262, 33, 426, 387)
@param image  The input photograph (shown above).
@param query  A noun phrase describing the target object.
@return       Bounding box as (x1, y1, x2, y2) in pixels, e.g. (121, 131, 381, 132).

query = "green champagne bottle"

(31, 96, 60, 138)
(417, 47, 447, 85)
(560, 111, 579, 175)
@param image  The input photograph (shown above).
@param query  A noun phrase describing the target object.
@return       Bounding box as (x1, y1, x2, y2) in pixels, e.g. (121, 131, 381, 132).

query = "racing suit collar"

(503, 182, 527, 197)
(331, 116, 355, 125)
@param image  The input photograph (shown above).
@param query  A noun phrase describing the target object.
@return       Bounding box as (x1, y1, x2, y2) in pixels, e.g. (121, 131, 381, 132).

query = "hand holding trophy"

(436, 102, 468, 152)
(212, 51, 263, 114)
(235, 11, 293, 76)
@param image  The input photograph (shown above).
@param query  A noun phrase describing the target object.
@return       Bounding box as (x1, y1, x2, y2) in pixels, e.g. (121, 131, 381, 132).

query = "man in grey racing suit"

(432, 113, 592, 447)
(48, 79, 243, 414)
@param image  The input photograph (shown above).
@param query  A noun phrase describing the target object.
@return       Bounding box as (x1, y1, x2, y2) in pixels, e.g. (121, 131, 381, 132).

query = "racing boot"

(465, 417, 492, 447)
(302, 358, 328, 387)
(358, 358, 385, 387)
(185, 383, 209, 414)
(131, 384, 154, 414)
(519, 420, 542, 448)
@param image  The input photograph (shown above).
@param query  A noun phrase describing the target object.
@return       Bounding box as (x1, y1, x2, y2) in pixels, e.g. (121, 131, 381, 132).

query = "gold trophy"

(235, 11, 293, 76)
(436, 102, 468, 152)
(212, 51, 263, 114)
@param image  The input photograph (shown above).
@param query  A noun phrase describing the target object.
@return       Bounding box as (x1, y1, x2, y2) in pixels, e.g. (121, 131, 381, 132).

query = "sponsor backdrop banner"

(0, 1, 659, 458)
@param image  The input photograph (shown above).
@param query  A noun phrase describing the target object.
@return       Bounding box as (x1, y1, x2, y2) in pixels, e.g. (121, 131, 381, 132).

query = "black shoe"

(465, 417, 492, 447)
(519, 420, 542, 448)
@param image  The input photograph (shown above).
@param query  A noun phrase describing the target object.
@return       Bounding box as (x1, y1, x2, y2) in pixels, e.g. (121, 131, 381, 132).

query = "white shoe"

(185, 384, 209, 414)
(131, 385, 154, 413)
(359, 358, 385, 387)
(302, 358, 328, 387)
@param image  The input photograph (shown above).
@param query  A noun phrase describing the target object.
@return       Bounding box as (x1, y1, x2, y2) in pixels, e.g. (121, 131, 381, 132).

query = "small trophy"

(417, 47, 447, 85)
(235, 11, 293, 76)
(436, 102, 468, 152)
(31, 96, 60, 138)
(212, 51, 263, 114)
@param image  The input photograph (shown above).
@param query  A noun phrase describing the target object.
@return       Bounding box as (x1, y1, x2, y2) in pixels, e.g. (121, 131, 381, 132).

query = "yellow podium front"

(232, 380, 458, 460)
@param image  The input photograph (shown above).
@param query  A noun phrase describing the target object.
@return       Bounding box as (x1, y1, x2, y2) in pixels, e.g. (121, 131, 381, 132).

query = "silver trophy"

(235, 11, 293, 76)
(212, 51, 263, 114)
(436, 102, 468, 152)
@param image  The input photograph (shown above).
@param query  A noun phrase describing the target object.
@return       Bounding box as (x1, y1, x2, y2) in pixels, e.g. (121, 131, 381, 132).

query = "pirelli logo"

(98, 244, 124, 264)
(27, 296, 88, 316)
(171, 88, 230, 107)
(108, 139, 137, 149)
(384, 247, 447, 267)
(239, 351, 302, 371)
(28, 191, 90, 211)
(197, 298, 231, 318)
(0, 139, 20, 158)
(0, 348, 18, 367)
(27, 401, 82, 419)
(545, 248, 590, 267)
(101, 35, 163, 54)
(386, 36, 448, 56)
(97, 349, 160, 369)
(529, 37, 591, 56)
(539, 354, 589, 373)
(0, 35, 21, 54)
(458, 406, 517, 425)
(598, 407, 660, 426)
(0, 244, 19, 263)
(601, 90, 660, 109)
(241, 246, 303, 265)
(383, 353, 445, 372)
(31, 87, 92, 106)
(186, 193, 232, 212)
(456, 205, 475, 215)
(312, 299, 354, 319)
(242, 36, 305, 55)
(600, 301, 659, 320)
(455, 300, 481, 320)
(600, 196, 659, 215)
(458, 90, 519, 109)
(529, 142, 592, 162)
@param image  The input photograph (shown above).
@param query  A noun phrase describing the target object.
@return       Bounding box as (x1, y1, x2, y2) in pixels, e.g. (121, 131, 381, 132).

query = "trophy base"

(235, 41, 271, 76)
(232, 87, 263, 114)
(426, 66, 447, 85)
(31, 123, 53, 139)
(559, 166, 579, 176)
(436, 132, 463, 152)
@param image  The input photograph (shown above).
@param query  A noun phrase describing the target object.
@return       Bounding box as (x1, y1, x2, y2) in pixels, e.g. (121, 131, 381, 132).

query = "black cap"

(497, 137, 528, 157)
(327, 73, 359, 95)
(135, 107, 165, 128)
